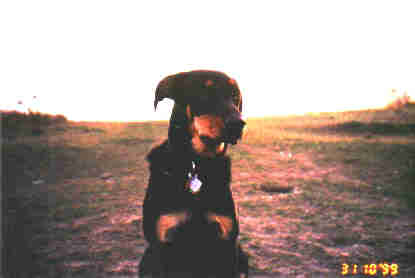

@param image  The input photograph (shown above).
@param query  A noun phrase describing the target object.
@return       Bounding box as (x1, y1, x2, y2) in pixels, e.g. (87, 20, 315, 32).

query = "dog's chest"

(179, 175, 216, 211)
(168, 160, 226, 191)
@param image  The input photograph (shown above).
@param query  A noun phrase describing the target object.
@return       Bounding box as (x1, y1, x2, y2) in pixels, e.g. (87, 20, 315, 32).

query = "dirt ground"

(3, 114, 415, 277)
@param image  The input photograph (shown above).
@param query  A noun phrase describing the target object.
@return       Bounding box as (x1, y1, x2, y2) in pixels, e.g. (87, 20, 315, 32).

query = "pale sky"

(1, 1, 414, 121)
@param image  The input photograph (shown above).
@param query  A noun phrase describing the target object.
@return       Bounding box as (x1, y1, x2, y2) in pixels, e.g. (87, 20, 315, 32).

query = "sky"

(1, 1, 414, 122)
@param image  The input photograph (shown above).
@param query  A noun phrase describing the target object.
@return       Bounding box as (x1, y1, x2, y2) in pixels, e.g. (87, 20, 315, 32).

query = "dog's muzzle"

(223, 119, 245, 145)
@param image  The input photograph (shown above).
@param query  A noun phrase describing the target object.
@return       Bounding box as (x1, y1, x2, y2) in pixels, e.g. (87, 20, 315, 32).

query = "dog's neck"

(167, 138, 228, 168)
(146, 140, 231, 194)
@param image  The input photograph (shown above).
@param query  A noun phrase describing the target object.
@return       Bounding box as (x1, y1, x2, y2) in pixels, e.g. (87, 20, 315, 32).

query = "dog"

(139, 70, 248, 278)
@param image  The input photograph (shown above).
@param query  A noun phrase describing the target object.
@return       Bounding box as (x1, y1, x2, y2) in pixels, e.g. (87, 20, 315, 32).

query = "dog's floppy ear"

(154, 75, 174, 110)
(154, 73, 189, 110)
(154, 73, 191, 149)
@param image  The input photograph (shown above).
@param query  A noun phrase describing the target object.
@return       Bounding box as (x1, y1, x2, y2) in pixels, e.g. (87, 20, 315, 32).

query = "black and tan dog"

(139, 70, 248, 278)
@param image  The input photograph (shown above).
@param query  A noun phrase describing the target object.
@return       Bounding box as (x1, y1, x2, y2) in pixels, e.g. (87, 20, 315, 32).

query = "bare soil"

(3, 110, 415, 277)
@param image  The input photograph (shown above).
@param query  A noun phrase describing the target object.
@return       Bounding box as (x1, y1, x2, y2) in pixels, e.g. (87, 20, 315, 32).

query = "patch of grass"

(109, 137, 154, 145)
(327, 121, 415, 136)
(71, 125, 106, 133)
(259, 182, 294, 194)
(2, 110, 67, 138)
(124, 121, 167, 138)
(228, 148, 252, 161)
(2, 110, 67, 126)
(299, 180, 368, 216)
(331, 232, 361, 246)
(239, 199, 272, 211)
(239, 233, 253, 244)
(50, 204, 91, 222)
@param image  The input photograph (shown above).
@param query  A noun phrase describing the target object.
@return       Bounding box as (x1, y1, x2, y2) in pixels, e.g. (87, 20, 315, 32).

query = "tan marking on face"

(205, 79, 214, 87)
(206, 212, 234, 240)
(156, 211, 190, 243)
(193, 115, 224, 138)
(187, 107, 227, 157)
(186, 104, 192, 120)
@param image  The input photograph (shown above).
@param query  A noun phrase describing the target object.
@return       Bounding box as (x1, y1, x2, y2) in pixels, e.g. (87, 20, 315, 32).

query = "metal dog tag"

(189, 174, 202, 193)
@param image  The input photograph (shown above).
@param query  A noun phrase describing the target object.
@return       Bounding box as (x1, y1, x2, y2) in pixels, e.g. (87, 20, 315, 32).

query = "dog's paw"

(156, 211, 190, 243)
(206, 212, 234, 240)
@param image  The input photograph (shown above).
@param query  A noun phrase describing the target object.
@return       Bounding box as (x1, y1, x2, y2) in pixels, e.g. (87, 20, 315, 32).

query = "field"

(3, 105, 415, 277)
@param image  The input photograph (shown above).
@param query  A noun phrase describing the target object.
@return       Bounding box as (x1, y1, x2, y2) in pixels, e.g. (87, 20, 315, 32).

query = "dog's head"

(154, 70, 245, 158)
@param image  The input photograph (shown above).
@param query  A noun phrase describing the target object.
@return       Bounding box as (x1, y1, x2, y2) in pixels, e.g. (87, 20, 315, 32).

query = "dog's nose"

(224, 119, 245, 145)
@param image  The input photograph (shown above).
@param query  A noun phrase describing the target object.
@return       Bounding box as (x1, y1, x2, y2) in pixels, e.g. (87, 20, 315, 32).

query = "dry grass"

(3, 106, 415, 277)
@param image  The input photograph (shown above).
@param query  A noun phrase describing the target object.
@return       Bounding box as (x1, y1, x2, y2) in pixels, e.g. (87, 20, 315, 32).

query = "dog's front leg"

(206, 212, 237, 240)
(156, 211, 191, 243)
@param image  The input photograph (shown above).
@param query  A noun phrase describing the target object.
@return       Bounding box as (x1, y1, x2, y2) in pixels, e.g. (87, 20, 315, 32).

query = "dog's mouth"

(195, 136, 227, 157)
(199, 136, 222, 147)
(200, 136, 227, 150)
(189, 114, 244, 157)
(197, 126, 244, 154)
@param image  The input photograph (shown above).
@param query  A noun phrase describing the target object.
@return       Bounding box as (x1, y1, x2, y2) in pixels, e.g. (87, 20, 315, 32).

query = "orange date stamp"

(341, 263, 399, 276)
